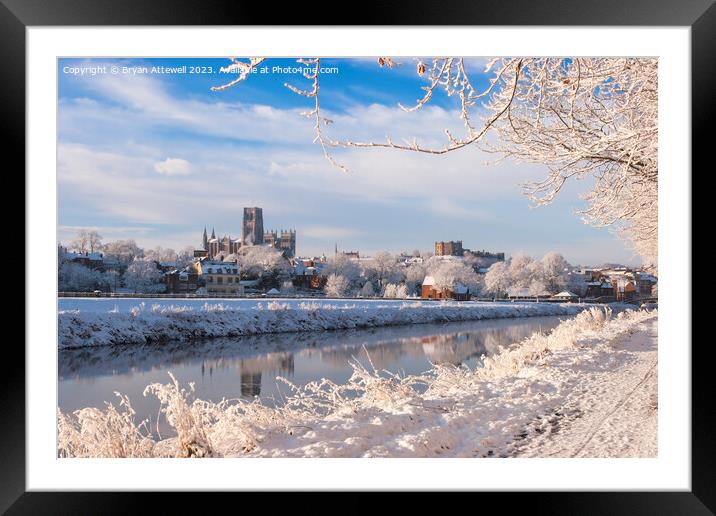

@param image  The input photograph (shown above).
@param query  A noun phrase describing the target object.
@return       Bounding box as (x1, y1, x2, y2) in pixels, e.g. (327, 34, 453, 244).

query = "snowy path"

(511, 317, 658, 458)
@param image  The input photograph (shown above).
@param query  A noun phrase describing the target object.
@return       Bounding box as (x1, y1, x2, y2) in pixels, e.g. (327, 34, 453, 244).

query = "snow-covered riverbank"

(58, 299, 611, 349)
(58, 307, 657, 458)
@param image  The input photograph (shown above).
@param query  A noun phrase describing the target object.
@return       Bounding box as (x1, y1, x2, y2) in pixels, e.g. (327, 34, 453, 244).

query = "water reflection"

(59, 316, 564, 434)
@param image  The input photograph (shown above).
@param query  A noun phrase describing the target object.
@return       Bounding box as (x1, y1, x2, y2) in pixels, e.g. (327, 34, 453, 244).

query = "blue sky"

(57, 57, 640, 266)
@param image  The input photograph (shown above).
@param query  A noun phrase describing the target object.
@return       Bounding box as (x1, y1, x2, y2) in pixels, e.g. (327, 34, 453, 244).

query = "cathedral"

(198, 207, 296, 259)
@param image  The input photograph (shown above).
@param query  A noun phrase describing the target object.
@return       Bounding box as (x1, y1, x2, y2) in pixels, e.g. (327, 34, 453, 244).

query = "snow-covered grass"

(58, 299, 611, 349)
(57, 307, 657, 458)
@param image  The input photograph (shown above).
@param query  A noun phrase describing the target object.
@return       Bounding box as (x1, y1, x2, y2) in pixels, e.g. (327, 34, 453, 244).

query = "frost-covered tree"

(430, 260, 481, 293)
(360, 281, 375, 297)
(528, 278, 549, 297)
(363, 251, 403, 289)
(404, 262, 427, 295)
(541, 252, 571, 294)
(238, 246, 290, 285)
(58, 262, 109, 292)
(101, 239, 142, 267)
(212, 57, 657, 264)
(508, 255, 536, 289)
(484, 251, 573, 296)
(484, 261, 511, 297)
(324, 273, 350, 297)
(382, 283, 408, 298)
(322, 253, 361, 290)
(144, 246, 178, 263)
(124, 258, 165, 293)
(104, 269, 121, 292)
(70, 229, 103, 254)
(176, 246, 195, 269)
(281, 280, 296, 295)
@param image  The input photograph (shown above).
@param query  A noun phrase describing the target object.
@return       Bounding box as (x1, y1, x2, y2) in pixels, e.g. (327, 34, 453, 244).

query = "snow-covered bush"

(324, 274, 350, 297)
(57, 393, 155, 458)
(382, 283, 408, 299)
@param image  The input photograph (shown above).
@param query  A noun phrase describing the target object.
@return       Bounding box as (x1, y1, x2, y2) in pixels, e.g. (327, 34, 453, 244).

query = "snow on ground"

(511, 316, 657, 457)
(57, 307, 658, 458)
(58, 297, 623, 349)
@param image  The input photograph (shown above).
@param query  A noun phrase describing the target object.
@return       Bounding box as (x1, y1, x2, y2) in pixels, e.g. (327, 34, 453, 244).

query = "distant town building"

(464, 249, 505, 261)
(265, 229, 297, 257)
(189, 260, 243, 295)
(435, 240, 463, 257)
(164, 268, 199, 294)
(421, 276, 471, 301)
(434, 240, 505, 262)
(242, 207, 264, 245)
(334, 244, 359, 259)
(199, 207, 297, 259)
(59, 246, 105, 270)
(552, 291, 579, 302)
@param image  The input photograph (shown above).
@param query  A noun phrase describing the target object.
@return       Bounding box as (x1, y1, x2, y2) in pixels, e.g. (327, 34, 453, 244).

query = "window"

(228, 277, 233, 283)
(217, 277, 223, 284)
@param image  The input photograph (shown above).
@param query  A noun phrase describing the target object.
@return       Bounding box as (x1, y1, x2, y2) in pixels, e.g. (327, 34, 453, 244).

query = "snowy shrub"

(143, 373, 213, 457)
(383, 284, 397, 298)
(57, 393, 155, 458)
(151, 304, 193, 314)
(129, 302, 146, 318)
(202, 303, 229, 312)
(325, 274, 350, 297)
(268, 302, 290, 311)
(383, 283, 409, 299)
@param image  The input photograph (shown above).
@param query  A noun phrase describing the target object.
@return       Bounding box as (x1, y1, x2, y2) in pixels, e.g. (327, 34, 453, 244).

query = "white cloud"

(154, 157, 192, 176)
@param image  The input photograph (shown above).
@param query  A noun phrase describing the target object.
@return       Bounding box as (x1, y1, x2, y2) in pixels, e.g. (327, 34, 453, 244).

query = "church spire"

(202, 227, 208, 251)
(211, 227, 216, 239)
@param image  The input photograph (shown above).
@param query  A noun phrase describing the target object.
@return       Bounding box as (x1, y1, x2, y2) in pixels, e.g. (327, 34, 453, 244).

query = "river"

(58, 315, 566, 437)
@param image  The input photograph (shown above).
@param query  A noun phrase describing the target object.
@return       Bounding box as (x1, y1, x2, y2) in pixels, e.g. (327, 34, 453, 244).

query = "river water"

(58, 315, 565, 437)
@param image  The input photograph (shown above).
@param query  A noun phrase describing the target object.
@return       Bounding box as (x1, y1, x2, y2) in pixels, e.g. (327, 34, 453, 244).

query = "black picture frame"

(4, 0, 707, 512)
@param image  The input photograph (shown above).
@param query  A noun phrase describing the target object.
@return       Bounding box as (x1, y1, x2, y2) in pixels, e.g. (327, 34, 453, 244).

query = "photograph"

(55, 55, 661, 459)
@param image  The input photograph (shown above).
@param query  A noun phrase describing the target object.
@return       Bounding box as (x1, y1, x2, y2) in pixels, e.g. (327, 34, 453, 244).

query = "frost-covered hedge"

(58, 300, 605, 349)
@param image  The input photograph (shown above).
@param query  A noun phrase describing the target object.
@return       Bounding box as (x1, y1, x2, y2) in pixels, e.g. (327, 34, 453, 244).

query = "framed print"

(4, 0, 710, 511)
